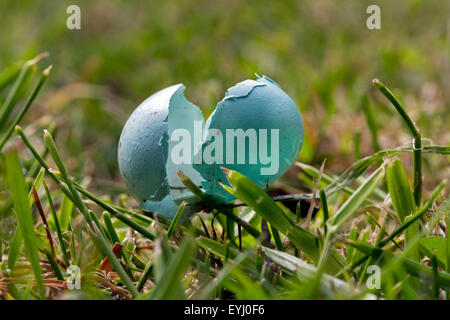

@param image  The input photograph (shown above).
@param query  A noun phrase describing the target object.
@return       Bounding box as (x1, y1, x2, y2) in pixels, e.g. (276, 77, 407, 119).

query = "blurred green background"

(0, 0, 448, 194)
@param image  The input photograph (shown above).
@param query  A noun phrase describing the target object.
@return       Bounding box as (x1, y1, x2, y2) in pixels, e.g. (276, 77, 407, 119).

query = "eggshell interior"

(118, 84, 203, 207)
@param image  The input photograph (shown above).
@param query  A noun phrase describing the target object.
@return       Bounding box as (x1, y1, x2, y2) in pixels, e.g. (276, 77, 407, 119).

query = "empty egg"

(118, 75, 304, 218)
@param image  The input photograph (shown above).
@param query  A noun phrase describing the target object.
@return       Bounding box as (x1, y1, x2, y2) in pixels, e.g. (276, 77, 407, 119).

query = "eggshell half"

(118, 84, 203, 217)
(193, 75, 304, 202)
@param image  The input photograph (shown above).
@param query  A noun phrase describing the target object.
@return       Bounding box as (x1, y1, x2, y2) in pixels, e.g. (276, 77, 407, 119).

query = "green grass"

(0, 1, 449, 300)
(0, 67, 448, 299)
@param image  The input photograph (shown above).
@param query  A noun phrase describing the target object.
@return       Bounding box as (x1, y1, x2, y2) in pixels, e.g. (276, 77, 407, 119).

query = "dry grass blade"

(99, 242, 124, 274)
(31, 185, 56, 258)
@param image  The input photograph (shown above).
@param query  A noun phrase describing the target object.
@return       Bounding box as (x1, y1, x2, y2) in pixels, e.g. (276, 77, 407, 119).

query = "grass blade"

(386, 158, 419, 261)
(0, 63, 20, 92)
(44, 130, 90, 222)
(89, 222, 139, 297)
(103, 212, 120, 244)
(7, 227, 22, 272)
(167, 201, 186, 238)
(44, 129, 139, 297)
(380, 181, 446, 247)
(43, 180, 70, 266)
(6, 168, 45, 272)
(0, 53, 47, 130)
(136, 258, 153, 292)
(59, 194, 74, 231)
(328, 166, 384, 230)
(221, 168, 346, 273)
(447, 202, 450, 299)
(73, 182, 156, 240)
(178, 170, 261, 238)
(150, 236, 195, 299)
(361, 94, 381, 152)
(0, 66, 51, 151)
(262, 247, 373, 298)
(373, 79, 422, 206)
(196, 250, 251, 299)
(5, 150, 45, 298)
(45, 250, 64, 281)
(420, 236, 446, 268)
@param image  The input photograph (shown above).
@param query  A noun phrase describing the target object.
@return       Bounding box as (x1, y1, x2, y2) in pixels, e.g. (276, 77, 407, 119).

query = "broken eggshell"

(193, 75, 304, 202)
(118, 75, 304, 218)
(118, 84, 204, 218)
